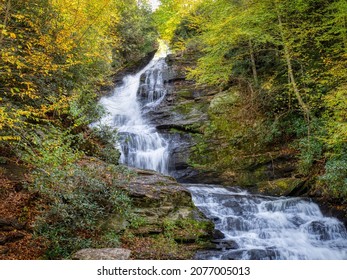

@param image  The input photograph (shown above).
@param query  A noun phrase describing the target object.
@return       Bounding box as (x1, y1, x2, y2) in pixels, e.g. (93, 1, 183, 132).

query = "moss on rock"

(257, 178, 305, 196)
(116, 168, 214, 259)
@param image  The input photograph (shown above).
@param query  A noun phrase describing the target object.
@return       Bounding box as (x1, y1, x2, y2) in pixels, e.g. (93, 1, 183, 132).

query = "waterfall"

(95, 42, 170, 174)
(188, 184, 347, 260)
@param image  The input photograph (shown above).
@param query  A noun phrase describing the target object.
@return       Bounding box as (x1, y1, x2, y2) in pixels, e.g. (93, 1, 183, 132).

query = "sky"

(149, 0, 160, 10)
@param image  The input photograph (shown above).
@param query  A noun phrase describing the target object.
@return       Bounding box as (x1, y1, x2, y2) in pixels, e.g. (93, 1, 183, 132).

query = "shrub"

(296, 136, 324, 175)
(33, 162, 132, 259)
(320, 156, 347, 199)
(89, 125, 121, 164)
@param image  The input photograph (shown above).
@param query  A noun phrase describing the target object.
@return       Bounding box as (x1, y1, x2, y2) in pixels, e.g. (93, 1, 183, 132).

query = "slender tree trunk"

(276, 7, 310, 121)
(248, 39, 258, 86)
(342, 15, 347, 50)
(0, 0, 11, 45)
(275, 2, 311, 145)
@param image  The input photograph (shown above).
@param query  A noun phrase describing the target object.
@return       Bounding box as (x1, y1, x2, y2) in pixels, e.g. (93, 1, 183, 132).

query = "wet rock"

(212, 229, 225, 239)
(247, 249, 278, 260)
(221, 249, 278, 260)
(193, 250, 222, 260)
(212, 217, 221, 223)
(306, 221, 330, 240)
(316, 200, 347, 229)
(72, 248, 131, 260)
(177, 169, 226, 185)
(221, 250, 245, 260)
(304, 221, 347, 241)
(223, 201, 243, 214)
(212, 239, 239, 250)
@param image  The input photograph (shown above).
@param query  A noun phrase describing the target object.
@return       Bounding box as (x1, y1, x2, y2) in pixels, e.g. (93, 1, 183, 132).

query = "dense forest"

(154, 0, 347, 199)
(0, 0, 159, 259)
(0, 0, 346, 259)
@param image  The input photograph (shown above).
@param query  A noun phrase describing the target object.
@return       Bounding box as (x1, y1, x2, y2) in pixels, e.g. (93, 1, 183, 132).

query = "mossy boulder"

(121, 168, 212, 227)
(116, 168, 214, 259)
(257, 178, 305, 196)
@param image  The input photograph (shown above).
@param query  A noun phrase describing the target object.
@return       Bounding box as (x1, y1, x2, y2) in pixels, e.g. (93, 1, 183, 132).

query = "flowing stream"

(188, 185, 347, 260)
(96, 46, 347, 260)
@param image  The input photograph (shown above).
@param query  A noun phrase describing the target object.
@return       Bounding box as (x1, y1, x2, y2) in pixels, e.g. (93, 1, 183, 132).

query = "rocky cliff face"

(139, 52, 302, 192)
(139, 50, 346, 226)
(148, 53, 328, 201)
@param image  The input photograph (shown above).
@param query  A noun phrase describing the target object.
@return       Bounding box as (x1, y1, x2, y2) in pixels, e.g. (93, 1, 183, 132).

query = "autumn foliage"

(0, 0, 155, 142)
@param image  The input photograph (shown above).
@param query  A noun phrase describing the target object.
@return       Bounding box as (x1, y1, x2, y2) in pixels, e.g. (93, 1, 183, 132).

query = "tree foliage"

(0, 0, 157, 142)
(157, 0, 347, 198)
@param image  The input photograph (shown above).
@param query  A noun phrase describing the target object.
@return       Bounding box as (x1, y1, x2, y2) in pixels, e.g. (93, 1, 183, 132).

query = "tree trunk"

(0, 0, 11, 45)
(276, 7, 310, 120)
(342, 15, 347, 50)
(248, 39, 259, 86)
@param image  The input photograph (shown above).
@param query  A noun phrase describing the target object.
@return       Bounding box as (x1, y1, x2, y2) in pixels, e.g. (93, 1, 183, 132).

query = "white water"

(96, 43, 170, 173)
(188, 184, 347, 260)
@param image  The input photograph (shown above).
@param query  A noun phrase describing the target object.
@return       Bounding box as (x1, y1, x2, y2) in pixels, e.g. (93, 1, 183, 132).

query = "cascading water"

(188, 184, 347, 260)
(94, 41, 347, 260)
(96, 42, 170, 174)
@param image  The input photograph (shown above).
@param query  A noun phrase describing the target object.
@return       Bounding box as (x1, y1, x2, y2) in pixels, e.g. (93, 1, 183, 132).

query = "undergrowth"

(20, 127, 134, 259)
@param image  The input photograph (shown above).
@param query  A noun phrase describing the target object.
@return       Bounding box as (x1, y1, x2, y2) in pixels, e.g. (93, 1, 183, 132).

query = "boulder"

(212, 239, 239, 250)
(72, 248, 131, 260)
(115, 168, 214, 256)
(122, 168, 195, 224)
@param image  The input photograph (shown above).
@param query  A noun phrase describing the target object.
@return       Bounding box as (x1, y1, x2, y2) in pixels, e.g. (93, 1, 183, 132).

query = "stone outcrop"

(141, 52, 307, 197)
(99, 50, 158, 96)
(113, 168, 214, 258)
(120, 168, 213, 232)
(124, 168, 193, 221)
